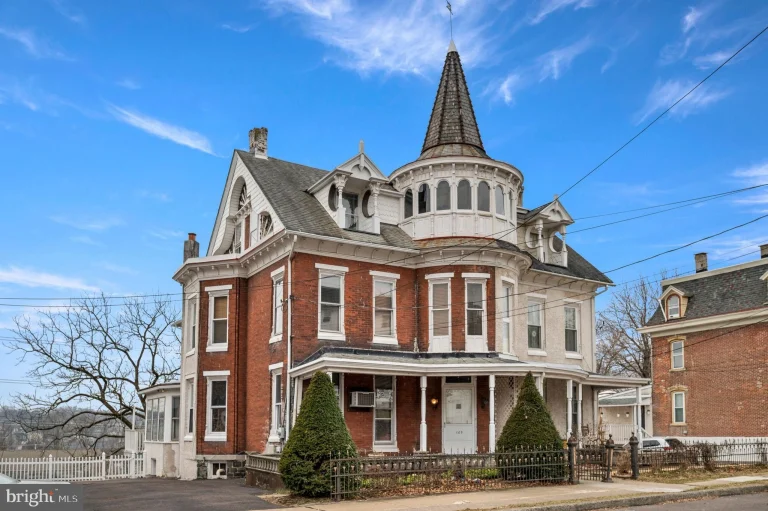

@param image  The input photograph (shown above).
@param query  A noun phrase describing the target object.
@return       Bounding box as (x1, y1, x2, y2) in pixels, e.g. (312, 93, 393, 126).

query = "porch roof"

(290, 347, 648, 387)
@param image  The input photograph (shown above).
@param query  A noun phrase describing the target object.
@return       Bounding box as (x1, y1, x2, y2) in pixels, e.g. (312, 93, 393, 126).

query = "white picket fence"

(0, 452, 144, 482)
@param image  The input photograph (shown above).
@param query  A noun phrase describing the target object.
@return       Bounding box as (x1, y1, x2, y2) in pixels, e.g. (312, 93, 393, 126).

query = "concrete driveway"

(83, 478, 276, 511)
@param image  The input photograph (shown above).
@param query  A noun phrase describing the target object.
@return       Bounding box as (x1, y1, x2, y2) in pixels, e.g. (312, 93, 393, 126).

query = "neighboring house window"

(171, 396, 180, 442)
(429, 280, 451, 349)
(495, 185, 505, 216)
(342, 193, 358, 230)
(211, 295, 228, 346)
(564, 306, 578, 352)
(672, 392, 685, 424)
(436, 180, 451, 210)
(373, 375, 395, 447)
(667, 295, 680, 319)
(206, 377, 227, 440)
(188, 298, 197, 352)
(527, 300, 543, 349)
(319, 273, 343, 334)
(374, 280, 396, 340)
(457, 179, 472, 210)
(477, 181, 490, 212)
(671, 340, 684, 369)
(501, 283, 513, 354)
(404, 190, 414, 218)
(270, 368, 284, 441)
(418, 183, 430, 214)
(186, 379, 195, 436)
(466, 282, 484, 337)
(272, 275, 284, 337)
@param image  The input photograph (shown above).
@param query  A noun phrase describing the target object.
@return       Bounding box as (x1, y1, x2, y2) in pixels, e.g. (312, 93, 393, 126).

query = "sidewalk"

(274, 474, 768, 511)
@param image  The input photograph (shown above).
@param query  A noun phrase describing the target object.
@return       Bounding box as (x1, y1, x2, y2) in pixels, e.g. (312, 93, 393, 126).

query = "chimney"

(761, 244, 768, 259)
(249, 127, 268, 159)
(695, 252, 708, 273)
(184, 233, 199, 262)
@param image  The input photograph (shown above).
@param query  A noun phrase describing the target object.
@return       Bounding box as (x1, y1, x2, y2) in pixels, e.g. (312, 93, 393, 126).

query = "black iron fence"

(638, 439, 768, 473)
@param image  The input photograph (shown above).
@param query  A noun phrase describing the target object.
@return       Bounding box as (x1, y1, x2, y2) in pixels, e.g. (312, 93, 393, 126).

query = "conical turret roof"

(419, 42, 487, 160)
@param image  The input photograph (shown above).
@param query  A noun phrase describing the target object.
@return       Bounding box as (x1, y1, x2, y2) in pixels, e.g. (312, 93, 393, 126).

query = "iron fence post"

(567, 435, 578, 484)
(603, 435, 614, 483)
(629, 433, 639, 480)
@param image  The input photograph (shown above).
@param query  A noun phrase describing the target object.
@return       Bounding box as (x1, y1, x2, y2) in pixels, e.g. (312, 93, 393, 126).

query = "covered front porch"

(288, 348, 648, 454)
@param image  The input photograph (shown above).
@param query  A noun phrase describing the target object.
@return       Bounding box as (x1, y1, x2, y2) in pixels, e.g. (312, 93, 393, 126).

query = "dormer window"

(404, 190, 413, 219)
(342, 193, 358, 230)
(667, 295, 680, 319)
(418, 183, 430, 214)
(477, 182, 490, 212)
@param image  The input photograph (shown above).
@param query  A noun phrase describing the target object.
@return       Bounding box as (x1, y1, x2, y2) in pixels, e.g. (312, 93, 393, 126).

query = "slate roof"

(420, 46, 487, 160)
(235, 150, 417, 251)
(520, 202, 551, 222)
(646, 261, 768, 326)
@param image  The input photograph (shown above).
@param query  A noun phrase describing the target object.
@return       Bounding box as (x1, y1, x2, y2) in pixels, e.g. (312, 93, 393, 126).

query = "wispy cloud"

(0, 267, 99, 292)
(262, 0, 496, 74)
(137, 190, 171, 202)
(537, 37, 591, 81)
(147, 228, 184, 240)
(95, 262, 137, 275)
(0, 77, 99, 117)
(0, 27, 71, 60)
(634, 79, 729, 124)
(50, 0, 87, 25)
(116, 78, 141, 90)
(70, 235, 104, 246)
(51, 215, 124, 231)
(700, 235, 768, 262)
(528, 0, 596, 25)
(732, 162, 768, 206)
(682, 6, 705, 33)
(220, 23, 256, 33)
(692, 50, 731, 69)
(108, 105, 215, 155)
(496, 73, 523, 105)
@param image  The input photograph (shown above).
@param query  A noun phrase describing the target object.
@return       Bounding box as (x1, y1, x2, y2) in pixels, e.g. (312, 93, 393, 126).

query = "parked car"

(622, 437, 674, 451)
(0, 473, 70, 484)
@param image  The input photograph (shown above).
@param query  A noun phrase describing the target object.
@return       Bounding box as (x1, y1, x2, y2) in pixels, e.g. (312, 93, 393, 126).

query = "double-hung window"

(187, 298, 198, 353)
(272, 271, 284, 341)
(373, 375, 395, 449)
(667, 295, 680, 319)
(269, 365, 284, 442)
(171, 396, 180, 442)
(463, 274, 489, 352)
(372, 274, 397, 343)
(232, 221, 243, 254)
(186, 378, 195, 437)
(204, 372, 229, 441)
(671, 340, 684, 370)
(564, 306, 578, 352)
(427, 274, 452, 353)
(146, 397, 166, 442)
(342, 193, 358, 230)
(501, 282, 513, 354)
(672, 392, 685, 424)
(527, 300, 543, 350)
(317, 264, 348, 341)
(207, 286, 231, 351)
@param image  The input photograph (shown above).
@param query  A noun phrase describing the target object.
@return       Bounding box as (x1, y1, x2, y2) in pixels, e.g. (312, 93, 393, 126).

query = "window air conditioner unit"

(350, 391, 375, 408)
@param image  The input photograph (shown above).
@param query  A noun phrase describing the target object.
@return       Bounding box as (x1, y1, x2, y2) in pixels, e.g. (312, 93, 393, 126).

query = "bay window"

(501, 282, 513, 354)
(463, 274, 489, 352)
(206, 286, 231, 352)
(186, 378, 195, 437)
(428, 275, 452, 352)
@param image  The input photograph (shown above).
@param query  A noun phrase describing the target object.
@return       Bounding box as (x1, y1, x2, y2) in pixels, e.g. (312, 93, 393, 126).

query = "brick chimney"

(184, 233, 199, 262)
(249, 127, 268, 159)
(695, 252, 708, 273)
(761, 244, 768, 259)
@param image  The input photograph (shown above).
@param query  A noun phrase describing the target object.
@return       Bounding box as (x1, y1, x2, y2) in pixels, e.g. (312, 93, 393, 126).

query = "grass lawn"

(639, 466, 768, 484)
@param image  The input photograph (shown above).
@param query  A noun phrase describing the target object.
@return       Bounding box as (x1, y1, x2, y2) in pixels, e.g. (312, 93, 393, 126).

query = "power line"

(557, 23, 768, 199)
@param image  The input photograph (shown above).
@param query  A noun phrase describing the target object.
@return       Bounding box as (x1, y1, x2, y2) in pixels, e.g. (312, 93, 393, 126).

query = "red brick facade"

(651, 322, 768, 437)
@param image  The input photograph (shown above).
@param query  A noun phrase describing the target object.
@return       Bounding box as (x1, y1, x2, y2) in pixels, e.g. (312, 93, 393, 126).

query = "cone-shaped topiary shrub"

(279, 371, 357, 497)
(496, 372, 566, 481)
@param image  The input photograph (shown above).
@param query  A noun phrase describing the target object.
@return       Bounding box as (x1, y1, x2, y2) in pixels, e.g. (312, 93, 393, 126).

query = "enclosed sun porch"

(285, 348, 648, 454)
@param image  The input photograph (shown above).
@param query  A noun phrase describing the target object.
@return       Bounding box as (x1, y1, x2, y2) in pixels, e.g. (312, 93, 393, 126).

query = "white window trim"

(372, 277, 398, 345)
(527, 349, 548, 357)
(464, 278, 488, 352)
(425, 272, 455, 280)
(268, 366, 284, 443)
(672, 391, 686, 424)
(500, 280, 514, 355)
(270, 273, 285, 343)
(205, 285, 233, 292)
(204, 375, 228, 442)
(428, 277, 452, 351)
(370, 270, 401, 280)
(318, 269, 346, 341)
(667, 295, 681, 319)
(372, 375, 397, 452)
(186, 295, 198, 358)
(564, 304, 580, 353)
(184, 377, 195, 441)
(527, 297, 545, 351)
(671, 340, 685, 370)
(207, 289, 230, 352)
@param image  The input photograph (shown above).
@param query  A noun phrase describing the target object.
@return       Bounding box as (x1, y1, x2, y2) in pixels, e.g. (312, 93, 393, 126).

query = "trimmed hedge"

(497, 372, 563, 450)
(279, 371, 357, 497)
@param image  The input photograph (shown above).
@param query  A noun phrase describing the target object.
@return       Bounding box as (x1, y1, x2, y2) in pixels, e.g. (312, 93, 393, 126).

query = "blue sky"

(1, 0, 768, 395)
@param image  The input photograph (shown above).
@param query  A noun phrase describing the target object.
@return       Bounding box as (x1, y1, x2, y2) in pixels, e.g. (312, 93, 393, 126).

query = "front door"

(443, 379, 475, 453)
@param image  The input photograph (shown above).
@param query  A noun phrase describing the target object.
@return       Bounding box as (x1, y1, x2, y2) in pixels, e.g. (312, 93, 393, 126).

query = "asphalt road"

(614, 492, 768, 510)
(82, 477, 276, 511)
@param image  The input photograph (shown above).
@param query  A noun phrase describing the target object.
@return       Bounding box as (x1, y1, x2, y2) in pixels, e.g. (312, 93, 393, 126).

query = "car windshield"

(0, 473, 19, 484)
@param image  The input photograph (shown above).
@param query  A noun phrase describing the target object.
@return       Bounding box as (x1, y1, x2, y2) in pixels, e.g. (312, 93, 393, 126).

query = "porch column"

(535, 374, 544, 395)
(420, 376, 427, 452)
(577, 383, 583, 438)
(489, 375, 496, 453)
(635, 386, 642, 435)
(566, 379, 573, 437)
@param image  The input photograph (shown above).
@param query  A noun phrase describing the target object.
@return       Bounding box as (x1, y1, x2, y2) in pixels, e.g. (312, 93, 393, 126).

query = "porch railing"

(124, 429, 144, 453)
(639, 438, 768, 473)
(604, 424, 649, 444)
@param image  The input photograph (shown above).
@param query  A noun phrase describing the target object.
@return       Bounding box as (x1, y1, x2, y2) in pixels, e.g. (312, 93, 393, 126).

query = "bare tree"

(596, 275, 662, 379)
(3, 294, 179, 454)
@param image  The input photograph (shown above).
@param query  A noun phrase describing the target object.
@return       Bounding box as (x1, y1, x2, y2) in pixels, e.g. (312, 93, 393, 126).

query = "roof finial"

(446, 1, 454, 43)
(359, 139, 365, 153)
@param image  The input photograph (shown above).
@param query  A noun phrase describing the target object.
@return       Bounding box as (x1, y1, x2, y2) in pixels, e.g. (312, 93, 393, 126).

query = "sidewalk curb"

(502, 483, 768, 511)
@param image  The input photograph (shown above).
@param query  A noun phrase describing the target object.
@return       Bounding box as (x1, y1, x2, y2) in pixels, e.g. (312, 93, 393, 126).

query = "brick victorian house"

(639, 249, 768, 438)
(173, 42, 646, 480)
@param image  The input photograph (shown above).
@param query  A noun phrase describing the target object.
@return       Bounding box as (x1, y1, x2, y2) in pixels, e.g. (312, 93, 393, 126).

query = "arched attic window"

(667, 295, 680, 319)
(404, 190, 414, 219)
(477, 182, 490, 212)
(259, 212, 274, 240)
(457, 179, 471, 210)
(418, 183, 431, 214)
(495, 185, 505, 216)
(239, 186, 249, 210)
(436, 181, 451, 211)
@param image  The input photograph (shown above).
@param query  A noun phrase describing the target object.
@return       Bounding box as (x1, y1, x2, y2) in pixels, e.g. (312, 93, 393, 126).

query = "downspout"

(284, 234, 298, 439)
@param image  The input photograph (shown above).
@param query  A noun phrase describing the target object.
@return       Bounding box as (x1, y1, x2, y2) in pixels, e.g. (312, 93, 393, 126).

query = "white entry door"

(443, 383, 475, 453)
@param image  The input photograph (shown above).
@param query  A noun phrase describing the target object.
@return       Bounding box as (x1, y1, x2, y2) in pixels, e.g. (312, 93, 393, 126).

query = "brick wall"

(652, 322, 768, 437)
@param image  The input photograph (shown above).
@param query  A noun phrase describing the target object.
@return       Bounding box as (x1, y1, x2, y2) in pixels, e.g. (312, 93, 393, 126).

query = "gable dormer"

(519, 198, 574, 266)
(308, 141, 392, 234)
(659, 286, 691, 320)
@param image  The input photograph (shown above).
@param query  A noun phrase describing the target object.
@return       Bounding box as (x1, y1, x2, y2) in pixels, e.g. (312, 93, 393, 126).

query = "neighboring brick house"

(639, 250, 768, 438)
(172, 42, 646, 480)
